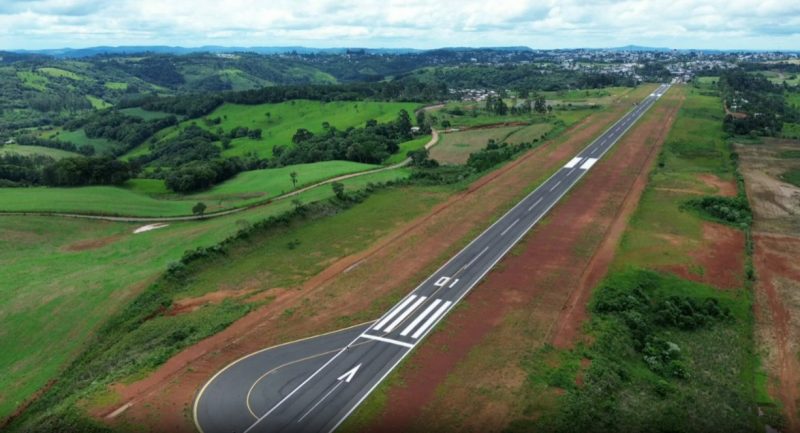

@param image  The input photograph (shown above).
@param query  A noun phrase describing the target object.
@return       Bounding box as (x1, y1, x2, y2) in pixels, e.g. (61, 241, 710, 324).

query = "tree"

(416, 110, 426, 127)
(291, 198, 304, 212)
(292, 128, 314, 144)
(441, 120, 451, 129)
(290, 171, 298, 189)
(331, 181, 345, 200)
(192, 202, 207, 216)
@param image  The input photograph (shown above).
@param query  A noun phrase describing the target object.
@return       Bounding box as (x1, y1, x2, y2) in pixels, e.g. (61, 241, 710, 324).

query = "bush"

(683, 195, 751, 227)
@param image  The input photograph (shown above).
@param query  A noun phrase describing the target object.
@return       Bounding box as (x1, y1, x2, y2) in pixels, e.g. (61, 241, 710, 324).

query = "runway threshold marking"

(384, 296, 427, 332)
(412, 301, 453, 339)
(361, 334, 414, 348)
(400, 299, 443, 336)
(373, 295, 418, 331)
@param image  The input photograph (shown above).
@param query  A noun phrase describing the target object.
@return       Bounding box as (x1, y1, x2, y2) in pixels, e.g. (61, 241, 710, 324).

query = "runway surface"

(195, 83, 672, 433)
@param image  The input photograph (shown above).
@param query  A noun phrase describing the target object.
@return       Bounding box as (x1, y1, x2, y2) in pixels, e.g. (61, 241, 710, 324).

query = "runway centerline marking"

(528, 197, 543, 212)
(550, 180, 562, 191)
(500, 218, 520, 237)
(463, 246, 489, 270)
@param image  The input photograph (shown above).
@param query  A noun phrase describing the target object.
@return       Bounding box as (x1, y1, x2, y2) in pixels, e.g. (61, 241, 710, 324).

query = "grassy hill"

(0, 144, 80, 159)
(0, 160, 380, 216)
(125, 100, 420, 159)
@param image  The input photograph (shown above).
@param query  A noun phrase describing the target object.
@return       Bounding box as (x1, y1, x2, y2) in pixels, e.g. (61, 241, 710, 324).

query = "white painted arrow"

(297, 364, 364, 422)
(337, 364, 361, 383)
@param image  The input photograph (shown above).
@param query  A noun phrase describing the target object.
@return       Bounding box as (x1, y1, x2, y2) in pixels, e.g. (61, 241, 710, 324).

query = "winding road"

(0, 131, 439, 223)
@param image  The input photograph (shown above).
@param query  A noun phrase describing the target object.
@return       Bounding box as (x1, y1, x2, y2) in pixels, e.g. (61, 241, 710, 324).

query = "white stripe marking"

(384, 296, 427, 332)
(373, 295, 417, 331)
(297, 381, 342, 422)
(528, 197, 543, 212)
(361, 334, 414, 348)
(448, 278, 459, 288)
(564, 157, 582, 168)
(412, 301, 453, 339)
(580, 158, 598, 170)
(400, 299, 442, 336)
(550, 180, 562, 191)
(500, 218, 519, 236)
(590, 147, 598, 155)
(463, 246, 489, 270)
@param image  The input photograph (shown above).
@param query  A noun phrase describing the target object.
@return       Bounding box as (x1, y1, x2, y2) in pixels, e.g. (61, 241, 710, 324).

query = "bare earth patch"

(739, 138, 800, 430)
(62, 235, 121, 252)
(93, 88, 658, 433)
(359, 86, 681, 433)
(661, 222, 745, 290)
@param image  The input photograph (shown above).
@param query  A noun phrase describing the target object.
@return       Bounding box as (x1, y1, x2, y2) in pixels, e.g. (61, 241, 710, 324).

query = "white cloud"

(0, 0, 798, 50)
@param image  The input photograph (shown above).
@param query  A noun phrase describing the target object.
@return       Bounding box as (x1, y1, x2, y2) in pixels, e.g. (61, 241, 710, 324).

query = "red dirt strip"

(362, 89, 685, 432)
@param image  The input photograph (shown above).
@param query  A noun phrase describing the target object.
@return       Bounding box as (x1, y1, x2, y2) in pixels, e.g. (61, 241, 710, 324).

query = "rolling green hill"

(0, 160, 380, 216)
(125, 100, 420, 159)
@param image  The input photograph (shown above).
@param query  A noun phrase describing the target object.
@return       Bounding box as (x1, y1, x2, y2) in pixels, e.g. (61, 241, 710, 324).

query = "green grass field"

(41, 128, 118, 155)
(104, 82, 128, 90)
(124, 100, 420, 160)
(37, 67, 82, 80)
(85, 95, 112, 109)
(780, 168, 800, 187)
(430, 126, 522, 164)
(505, 123, 554, 144)
(384, 135, 432, 165)
(0, 160, 381, 216)
(16, 71, 48, 91)
(0, 167, 416, 422)
(0, 144, 81, 159)
(506, 85, 764, 433)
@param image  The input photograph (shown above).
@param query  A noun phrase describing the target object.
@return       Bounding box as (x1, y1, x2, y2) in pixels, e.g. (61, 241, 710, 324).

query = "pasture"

(126, 100, 420, 160)
(0, 167, 416, 421)
(0, 144, 80, 159)
(0, 160, 380, 216)
(430, 126, 522, 164)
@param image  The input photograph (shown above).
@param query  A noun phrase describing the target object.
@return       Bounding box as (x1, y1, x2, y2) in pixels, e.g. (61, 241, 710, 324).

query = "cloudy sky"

(1, 0, 798, 51)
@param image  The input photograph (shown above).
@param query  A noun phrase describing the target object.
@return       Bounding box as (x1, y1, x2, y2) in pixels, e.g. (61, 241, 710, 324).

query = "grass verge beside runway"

(0, 168, 412, 424)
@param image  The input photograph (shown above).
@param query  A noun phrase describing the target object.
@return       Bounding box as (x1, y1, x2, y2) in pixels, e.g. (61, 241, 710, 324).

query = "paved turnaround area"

(194, 83, 672, 433)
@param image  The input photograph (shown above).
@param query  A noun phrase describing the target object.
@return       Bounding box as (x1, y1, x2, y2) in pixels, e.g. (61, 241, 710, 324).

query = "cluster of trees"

(130, 125, 264, 193)
(15, 134, 95, 156)
(0, 153, 133, 187)
(466, 138, 537, 172)
(133, 78, 448, 119)
(718, 70, 797, 136)
(0, 153, 54, 186)
(164, 158, 249, 193)
(64, 111, 178, 153)
(272, 110, 414, 165)
(417, 64, 636, 94)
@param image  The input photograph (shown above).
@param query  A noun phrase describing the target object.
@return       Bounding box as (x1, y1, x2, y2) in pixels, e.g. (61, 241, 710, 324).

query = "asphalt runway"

(195, 83, 672, 433)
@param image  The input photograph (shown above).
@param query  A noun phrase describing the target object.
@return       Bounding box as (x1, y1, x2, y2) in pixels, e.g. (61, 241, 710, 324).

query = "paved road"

(194, 84, 671, 433)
